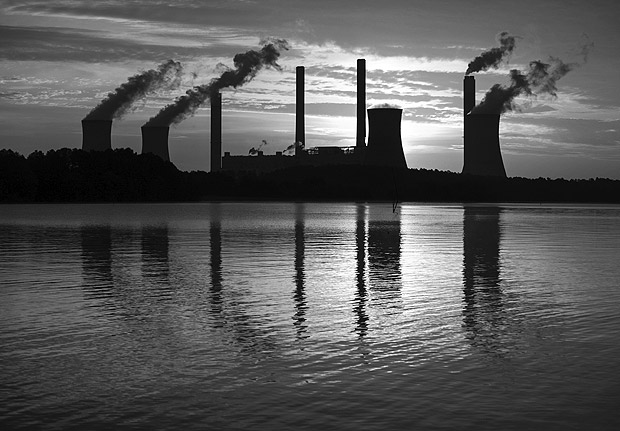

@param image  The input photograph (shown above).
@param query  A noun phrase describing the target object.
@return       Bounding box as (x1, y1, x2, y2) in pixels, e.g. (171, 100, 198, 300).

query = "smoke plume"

(471, 56, 576, 115)
(283, 141, 303, 154)
(249, 139, 268, 155)
(144, 39, 289, 127)
(84, 60, 183, 121)
(466, 32, 517, 75)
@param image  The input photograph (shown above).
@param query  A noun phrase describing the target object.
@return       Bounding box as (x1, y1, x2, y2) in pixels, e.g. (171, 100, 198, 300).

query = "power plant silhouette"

(462, 76, 507, 177)
(81, 59, 508, 177)
(79, 33, 586, 179)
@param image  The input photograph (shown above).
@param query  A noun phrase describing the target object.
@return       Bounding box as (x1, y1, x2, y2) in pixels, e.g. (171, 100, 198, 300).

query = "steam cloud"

(249, 139, 268, 155)
(283, 140, 303, 154)
(84, 60, 183, 121)
(466, 31, 517, 75)
(471, 57, 576, 115)
(144, 39, 289, 127)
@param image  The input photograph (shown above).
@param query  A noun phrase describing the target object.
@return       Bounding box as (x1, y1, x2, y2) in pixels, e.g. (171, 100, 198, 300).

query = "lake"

(1, 202, 619, 430)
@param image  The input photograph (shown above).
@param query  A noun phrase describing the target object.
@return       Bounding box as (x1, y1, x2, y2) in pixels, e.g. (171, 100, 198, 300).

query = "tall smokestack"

(210, 91, 222, 172)
(357, 59, 366, 147)
(141, 126, 170, 161)
(295, 65, 305, 156)
(81, 119, 112, 151)
(364, 108, 407, 169)
(464, 76, 475, 116)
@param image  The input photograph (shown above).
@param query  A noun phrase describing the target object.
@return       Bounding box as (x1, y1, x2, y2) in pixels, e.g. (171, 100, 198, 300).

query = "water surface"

(1, 203, 619, 430)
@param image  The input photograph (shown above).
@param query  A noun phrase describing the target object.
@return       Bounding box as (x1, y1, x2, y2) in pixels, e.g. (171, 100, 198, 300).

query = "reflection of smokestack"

(293, 204, 307, 337)
(81, 120, 112, 151)
(364, 108, 407, 168)
(357, 59, 366, 147)
(295, 66, 304, 156)
(463, 77, 507, 177)
(141, 126, 170, 161)
(211, 91, 222, 172)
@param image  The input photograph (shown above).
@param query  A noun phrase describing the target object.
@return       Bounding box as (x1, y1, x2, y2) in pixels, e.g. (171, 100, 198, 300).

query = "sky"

(1, 0, 619, 179)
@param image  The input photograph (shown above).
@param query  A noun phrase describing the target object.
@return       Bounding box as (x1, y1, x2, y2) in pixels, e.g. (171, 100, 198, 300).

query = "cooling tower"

(462, 114, 507, 177)
(364, 108, 407, 169)
(211, 91, 222, 172)
(462, 76, 507, 177)
(357, 59, 366, 147)
(81, 119, 112, 152)
(296, 66, 305, 156)
(141, 126, 170, 161)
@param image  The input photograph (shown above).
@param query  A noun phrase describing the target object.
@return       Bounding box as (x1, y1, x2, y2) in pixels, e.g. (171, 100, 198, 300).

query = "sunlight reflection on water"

(1, 202, 620, 430)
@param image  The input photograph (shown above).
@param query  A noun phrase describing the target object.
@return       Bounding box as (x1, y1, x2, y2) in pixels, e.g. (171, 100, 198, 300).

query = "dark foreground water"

(1, 202, 619, 430)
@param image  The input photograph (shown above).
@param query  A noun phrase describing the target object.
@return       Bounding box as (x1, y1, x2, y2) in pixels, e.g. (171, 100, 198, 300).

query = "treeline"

(1, 148, 619, 203)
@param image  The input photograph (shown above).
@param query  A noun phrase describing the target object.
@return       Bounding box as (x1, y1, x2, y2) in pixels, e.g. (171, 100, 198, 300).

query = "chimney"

(357, 59, 366, 147)
(464, 75, 475, 115)
(295, 66, 305, 156)
(462, 113, 507, 177)
(141, 126, 170, 161)
(364, 108, 407, 169)
(81, 119, 112, 152)
(211, 91, 222, 172)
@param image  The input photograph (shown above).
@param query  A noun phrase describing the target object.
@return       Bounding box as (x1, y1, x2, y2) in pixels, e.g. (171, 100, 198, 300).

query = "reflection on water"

(354, 204, 368, 337)
(207, 206, 277, 357)
(2, 202, 620, 431)
(80, 225, 112, 283)
(462, 206, 504, 354)
(141, 224, 169, 281)
(209, 211, 223, 318)
(367, 208, 402, 313)
(293, 203, 308, 338)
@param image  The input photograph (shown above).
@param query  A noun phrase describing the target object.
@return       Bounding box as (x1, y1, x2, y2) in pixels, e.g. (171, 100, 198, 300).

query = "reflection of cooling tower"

(296, 66, 304, 156)
(211, 92, 222, 172)
(141, 126, 170, 161)
(364, 108, 407, 168)
(463, 114, 507, 177)
(357, 59, 366, 147)
(81, 120, 112, 151)
(463, 206, 501, 290)
(462, 76, 507, 177)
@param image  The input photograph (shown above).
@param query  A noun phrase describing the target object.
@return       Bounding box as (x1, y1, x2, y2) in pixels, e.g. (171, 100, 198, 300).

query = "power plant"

(462, 76, 507, 177)
(80, 59, 510, 177)
(220, 59, 411, 172)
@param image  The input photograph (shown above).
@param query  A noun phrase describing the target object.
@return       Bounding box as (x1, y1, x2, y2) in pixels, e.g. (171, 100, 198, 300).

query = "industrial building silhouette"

(462, 76, 507, 177)
(82, 60, 508, 177)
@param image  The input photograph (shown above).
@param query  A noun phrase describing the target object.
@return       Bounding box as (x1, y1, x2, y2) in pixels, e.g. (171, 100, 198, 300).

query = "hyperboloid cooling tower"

(211, 91, 222, 172)
(141, 126, 170, 161)
(364, 108, 407, 169)
(462, 76, 507, 177)
(81, 120, 112, 152)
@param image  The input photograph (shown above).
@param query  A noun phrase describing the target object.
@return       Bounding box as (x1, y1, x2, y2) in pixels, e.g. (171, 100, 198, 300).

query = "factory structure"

(462, 76, 507, 177)
(81, 60, 507, 177)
